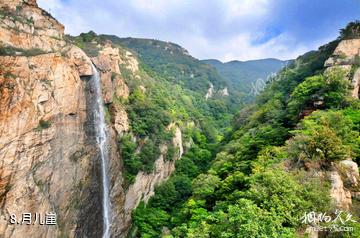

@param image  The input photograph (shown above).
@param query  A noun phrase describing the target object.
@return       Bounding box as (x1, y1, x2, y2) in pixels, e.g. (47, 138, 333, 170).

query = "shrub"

(340, 21, 360, 39)
(119, 135, 141, 177)
(192, 173, 221, 199)
(287, 111, 357, 162)
(165, 144, 176, 161)
(36, 119, 51, 130)
(139, 140, 160, 173)
(289, 68, 349, 118)
(0, 46, 47, 56)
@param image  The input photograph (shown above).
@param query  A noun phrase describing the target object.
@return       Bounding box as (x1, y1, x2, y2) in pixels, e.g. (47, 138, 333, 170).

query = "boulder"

(110, 104, 129, 135)
(65, 46, 93, 76)
(339, 159, 359, 188)
(329, 170, 352, 211)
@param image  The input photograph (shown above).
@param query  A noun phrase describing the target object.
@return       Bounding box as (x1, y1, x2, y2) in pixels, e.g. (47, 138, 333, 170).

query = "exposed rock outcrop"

(64, 45, 93, 76)
(0, 26, 96, 238)
(352, 67, 360, 98)
(205, 83, 214, 99)
(327, 39, 360, 63)
(110, 104, 129, 135)
(329, 170, 352, 211)
(0, 1, 191, 237)
(328, 160, 360, 211)
(124, 126, 183, 231)
(92, 43, 129, 103)
(339, 160, 360, 188)
(121, 50, 139, 73)
(0, 1, 106, 237)
(325, 39, 360, 98)
(0, 0, 65, 52)
(219, 87, 229, 96)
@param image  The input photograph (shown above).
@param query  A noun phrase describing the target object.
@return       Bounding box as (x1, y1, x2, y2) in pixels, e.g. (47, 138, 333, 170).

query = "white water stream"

(91, 64, 111, 238)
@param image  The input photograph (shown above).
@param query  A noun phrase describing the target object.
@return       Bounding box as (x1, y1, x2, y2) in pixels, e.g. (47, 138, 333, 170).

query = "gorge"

(0, 1, 360, 238)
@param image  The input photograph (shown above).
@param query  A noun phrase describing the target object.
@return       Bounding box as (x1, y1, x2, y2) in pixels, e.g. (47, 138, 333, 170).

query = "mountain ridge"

(203, 57, 287, 64)
(202, 57, 291, 97)
(1, 1, 360, 238)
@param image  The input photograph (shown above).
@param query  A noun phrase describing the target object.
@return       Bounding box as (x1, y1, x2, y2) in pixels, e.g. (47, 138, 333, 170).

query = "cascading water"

(91, 64, 111, 238)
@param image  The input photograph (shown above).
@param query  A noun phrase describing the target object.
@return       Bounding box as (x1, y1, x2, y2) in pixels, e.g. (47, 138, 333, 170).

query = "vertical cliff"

(325, 39, 360, 99)
(0, 1, 188, 237)
(0, 1, 106, 237)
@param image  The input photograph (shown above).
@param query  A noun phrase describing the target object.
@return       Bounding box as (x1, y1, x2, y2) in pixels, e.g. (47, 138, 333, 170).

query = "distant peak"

(202, 59, 223, 64)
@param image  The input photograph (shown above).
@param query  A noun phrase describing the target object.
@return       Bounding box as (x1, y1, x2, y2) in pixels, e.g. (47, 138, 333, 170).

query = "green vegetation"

(288, 67, 350, 118)
(2, 1, 357, 236)
(112, 59, 225, 185)
(66, 31, 105, 57)
(104, 36, 227, 93)
(87, 37, 242, 185)
(118, 134, 139, 184)
(288, 110, 359, 163)
(203, 58, 288, 99)
(72, 25, 359, 237)
(130, 29, 360, 237)
(0, 45, 47, 56)
(340, 21, 360, 39)
(165, 144, 177, 161)
(116, 65, 227, 183)
(4, 71, 16, 79)
(0, 8, 34, 27)
(104, 105, 111, 124)
(132, 130, 213, 236)
(36, 119, 51, 131)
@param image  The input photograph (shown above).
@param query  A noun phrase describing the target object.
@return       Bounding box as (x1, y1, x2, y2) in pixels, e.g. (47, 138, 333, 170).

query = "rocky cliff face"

(205, 83, 214, 99)
(330, 160, 360, 211)
(1, 0, 65, 52)
(323, 39, 360, 211)
(124, 126, 183, 228)
(325, 39, 360, 99)
(0, 1, 102, 237)
(324, 39, 360, 211)
(0, 1, 186, 237)
(320, 39, 360, 212)
(92, 44, 129, 104)
(306, 160, 360, 238)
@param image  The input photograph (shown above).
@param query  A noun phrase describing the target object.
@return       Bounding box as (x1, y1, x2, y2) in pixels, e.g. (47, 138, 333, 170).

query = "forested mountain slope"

(0, 1, 247, 236)
(103, 35, 251, 112)
(103, 36, 227, 93)
(1, 1, 359, 237)
(202, 58, 289, 96)
(131, 22, 360, 238)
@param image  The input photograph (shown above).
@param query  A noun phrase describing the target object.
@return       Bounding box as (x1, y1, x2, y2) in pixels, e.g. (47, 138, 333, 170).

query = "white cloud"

(178, 32, 310, 61)
(36, 0, 340, 61)
(130, 0, 184, 16)
(223, 0, 269, 22)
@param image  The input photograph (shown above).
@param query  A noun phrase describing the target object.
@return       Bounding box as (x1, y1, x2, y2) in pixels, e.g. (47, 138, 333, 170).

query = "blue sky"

(38, 0, 360, 61)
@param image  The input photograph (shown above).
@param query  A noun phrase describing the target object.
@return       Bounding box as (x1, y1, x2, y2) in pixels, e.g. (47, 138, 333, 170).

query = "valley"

(0, 1, 359, 238)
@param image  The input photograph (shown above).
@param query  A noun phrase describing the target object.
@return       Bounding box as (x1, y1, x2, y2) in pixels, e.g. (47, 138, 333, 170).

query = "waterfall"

(91, 64, 111, 238)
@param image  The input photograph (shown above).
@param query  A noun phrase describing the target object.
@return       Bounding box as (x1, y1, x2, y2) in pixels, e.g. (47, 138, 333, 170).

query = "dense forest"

(128, 22, 360, 238)
(202, 58, 289, 97)
(1, 1, 359, 237)
(29, 20, 360, 238)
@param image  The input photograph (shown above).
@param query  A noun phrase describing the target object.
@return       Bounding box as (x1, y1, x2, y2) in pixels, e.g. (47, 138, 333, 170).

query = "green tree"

(133, 202, 170, 237)
(289, 68, 349, 118)
(192, 174, 221, 199)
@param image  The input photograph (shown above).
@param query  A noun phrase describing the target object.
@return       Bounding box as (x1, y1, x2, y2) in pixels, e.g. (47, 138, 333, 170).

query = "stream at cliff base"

(91, 64, 111, 238)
